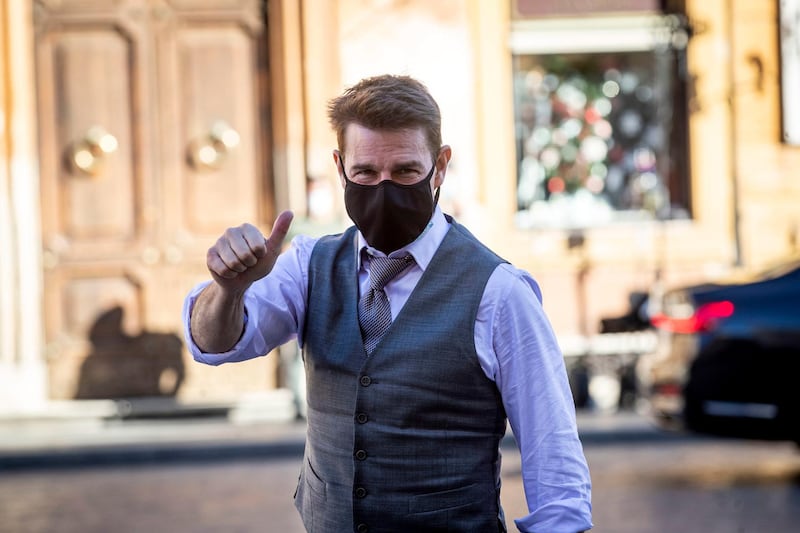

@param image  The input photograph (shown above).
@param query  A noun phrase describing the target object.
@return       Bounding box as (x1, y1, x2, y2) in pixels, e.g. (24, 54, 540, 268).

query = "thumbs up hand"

(206, 210, 295, 294)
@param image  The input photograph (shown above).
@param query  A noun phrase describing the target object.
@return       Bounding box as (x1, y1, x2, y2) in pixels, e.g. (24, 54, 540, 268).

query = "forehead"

(343, 124, 429, 163)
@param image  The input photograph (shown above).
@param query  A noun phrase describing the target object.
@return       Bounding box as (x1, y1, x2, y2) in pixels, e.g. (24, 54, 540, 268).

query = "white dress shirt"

(183, 207, 592, 532)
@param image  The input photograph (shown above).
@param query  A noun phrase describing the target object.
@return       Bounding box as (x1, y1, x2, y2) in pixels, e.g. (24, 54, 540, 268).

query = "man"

(183, 74, 592, 532)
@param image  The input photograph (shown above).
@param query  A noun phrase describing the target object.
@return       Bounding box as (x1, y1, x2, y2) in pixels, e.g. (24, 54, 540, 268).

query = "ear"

(333, 150, 346, 188)
(434, 145, 452, 189)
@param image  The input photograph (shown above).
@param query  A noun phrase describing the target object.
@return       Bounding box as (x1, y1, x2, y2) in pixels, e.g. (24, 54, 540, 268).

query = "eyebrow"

(349, 160, 425, 172)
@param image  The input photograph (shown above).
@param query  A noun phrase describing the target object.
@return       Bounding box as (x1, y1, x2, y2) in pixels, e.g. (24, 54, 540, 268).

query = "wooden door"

(34, 0, 274, 401)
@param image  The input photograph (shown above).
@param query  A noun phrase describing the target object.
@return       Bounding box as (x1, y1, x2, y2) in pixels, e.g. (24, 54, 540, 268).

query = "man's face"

(333, 124, 450, 194)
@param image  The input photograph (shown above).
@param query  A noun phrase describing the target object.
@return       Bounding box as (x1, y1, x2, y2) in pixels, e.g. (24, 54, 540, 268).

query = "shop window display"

(513, 39, 690, 228)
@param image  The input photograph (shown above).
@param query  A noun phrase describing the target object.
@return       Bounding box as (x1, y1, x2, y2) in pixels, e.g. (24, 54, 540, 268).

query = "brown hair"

(327, 74, 442, 160)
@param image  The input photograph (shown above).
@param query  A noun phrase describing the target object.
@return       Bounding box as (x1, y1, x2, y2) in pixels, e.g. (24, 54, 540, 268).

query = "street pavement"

(3, 404, 800, 532)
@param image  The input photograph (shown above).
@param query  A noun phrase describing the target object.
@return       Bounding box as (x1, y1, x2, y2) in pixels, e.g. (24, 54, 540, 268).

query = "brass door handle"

(68, 126, 118, 176)
(187, 120, 240, 171)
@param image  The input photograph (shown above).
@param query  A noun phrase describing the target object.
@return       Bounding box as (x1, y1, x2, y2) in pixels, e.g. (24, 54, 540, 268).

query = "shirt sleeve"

(182, 234, 315, 365)
(479, 264, 593, 532)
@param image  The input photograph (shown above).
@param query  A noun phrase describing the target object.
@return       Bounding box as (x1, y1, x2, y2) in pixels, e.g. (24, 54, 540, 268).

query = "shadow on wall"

(75, 306, 185, 399)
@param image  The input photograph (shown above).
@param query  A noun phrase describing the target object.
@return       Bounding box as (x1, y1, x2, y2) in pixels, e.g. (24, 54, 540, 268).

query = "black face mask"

(341, 161, 440, 254)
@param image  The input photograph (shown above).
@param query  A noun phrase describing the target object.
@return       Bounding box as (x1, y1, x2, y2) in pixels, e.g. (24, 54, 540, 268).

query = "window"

(511, 14, 691, 228)
(781, 0, 800, 145)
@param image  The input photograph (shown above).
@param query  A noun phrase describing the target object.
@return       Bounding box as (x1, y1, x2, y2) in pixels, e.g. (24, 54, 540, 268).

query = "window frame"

(509, 13, 691, 228)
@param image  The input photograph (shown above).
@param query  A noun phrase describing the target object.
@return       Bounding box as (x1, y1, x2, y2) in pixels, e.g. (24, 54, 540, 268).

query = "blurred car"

(640, 257, 800, 442)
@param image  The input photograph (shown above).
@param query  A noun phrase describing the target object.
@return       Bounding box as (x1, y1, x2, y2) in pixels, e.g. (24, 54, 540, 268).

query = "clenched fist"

(206, 210, 294, 293)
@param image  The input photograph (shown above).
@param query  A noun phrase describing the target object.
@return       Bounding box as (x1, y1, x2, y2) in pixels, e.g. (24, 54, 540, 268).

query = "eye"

(353, 169, 378, 183)
(395, 168, 421, 182)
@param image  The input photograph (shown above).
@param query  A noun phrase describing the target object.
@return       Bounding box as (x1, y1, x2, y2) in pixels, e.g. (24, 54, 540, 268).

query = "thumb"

(263, 210, 295, 257)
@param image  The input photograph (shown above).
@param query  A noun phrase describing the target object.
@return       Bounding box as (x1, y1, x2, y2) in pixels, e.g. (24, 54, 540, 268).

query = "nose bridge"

(378, 169, 393, 182)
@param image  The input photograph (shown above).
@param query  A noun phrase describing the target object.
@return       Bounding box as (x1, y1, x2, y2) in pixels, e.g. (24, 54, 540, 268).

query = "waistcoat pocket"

(294, 457, 328, 532)
(302, 457, 327, 499)
(408, 483, 486, 514)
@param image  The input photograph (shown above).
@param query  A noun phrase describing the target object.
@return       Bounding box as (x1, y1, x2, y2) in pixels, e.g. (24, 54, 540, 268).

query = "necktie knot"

(367, 255, 414, 291)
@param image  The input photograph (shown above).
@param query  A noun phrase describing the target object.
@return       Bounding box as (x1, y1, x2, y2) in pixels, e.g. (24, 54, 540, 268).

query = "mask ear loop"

(432, 153, 442, 205)
(336, 152, 351, 182)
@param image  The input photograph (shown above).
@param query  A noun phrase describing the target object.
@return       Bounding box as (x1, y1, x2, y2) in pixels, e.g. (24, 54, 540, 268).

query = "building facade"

(1, 0, 798, 412)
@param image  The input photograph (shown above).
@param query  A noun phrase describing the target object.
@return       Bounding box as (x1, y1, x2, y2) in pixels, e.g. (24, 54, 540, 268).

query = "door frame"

(0, 0, 48, 413)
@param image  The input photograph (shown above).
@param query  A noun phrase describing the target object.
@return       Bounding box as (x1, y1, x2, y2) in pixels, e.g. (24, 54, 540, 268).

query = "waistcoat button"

(359, 375, 372, 387)
(355, 449, 367, 460)
(355, 487, 367, 498)
(356, 413, 368, 424)
(356, 523, 368, 533)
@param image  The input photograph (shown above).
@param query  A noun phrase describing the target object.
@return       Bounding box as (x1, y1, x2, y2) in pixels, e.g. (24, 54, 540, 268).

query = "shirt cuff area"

(182, 281, 257, 366)
(513, 499, 593, 533)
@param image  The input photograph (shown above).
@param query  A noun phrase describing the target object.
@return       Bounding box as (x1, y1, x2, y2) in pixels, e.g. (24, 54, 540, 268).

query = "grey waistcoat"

(295, 218, 508, 533)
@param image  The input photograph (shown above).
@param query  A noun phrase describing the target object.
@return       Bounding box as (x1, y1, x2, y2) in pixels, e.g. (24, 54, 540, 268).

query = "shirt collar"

(357, 206, 449, 271)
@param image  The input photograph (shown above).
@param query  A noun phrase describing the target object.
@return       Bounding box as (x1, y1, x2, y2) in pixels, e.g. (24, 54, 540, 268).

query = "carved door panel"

(154, 0, 275, 399)
(34, 0, 272, 400)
